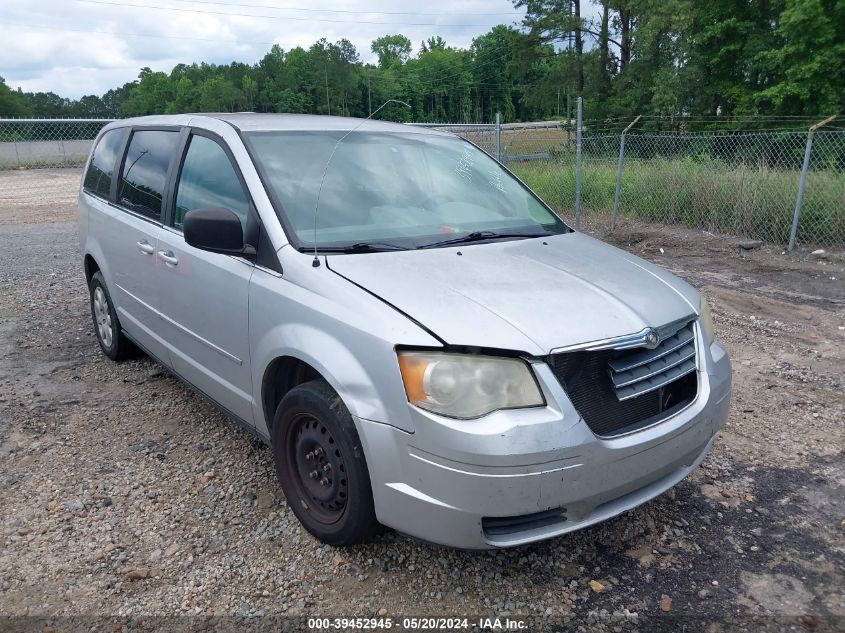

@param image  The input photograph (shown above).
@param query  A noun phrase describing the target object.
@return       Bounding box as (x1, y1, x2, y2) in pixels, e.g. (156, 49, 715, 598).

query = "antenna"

(311, 99, 411, 268)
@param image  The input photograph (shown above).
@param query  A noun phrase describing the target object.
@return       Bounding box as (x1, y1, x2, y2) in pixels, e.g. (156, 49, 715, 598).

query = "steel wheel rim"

(93, 286, 113, 348)
(285, 413, 348, 525)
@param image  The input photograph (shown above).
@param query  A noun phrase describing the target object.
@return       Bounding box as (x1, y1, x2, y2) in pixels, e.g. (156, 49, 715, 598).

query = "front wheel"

(271, 380, 380, 545)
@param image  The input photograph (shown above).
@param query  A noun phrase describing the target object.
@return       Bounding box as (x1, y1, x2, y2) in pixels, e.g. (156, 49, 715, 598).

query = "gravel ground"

(1, 170, 844, 631)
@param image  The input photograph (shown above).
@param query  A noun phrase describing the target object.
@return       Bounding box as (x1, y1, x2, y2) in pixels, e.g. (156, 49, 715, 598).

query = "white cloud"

(0, 0, 525, 98)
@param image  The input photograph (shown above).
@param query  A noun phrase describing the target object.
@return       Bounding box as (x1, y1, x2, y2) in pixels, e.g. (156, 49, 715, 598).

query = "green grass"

(510, 157, 845, 246)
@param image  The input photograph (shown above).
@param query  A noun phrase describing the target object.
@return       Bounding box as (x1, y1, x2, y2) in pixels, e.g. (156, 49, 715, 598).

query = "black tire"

(89, 271, 138, 361)
(271, 379, 379, 546)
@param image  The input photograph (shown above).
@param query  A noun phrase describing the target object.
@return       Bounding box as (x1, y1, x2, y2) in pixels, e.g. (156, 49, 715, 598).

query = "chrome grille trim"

(611, 343, 695, 389)
(547, 318, 700, 437)
(608, 325, 695, 373)
(549, 314, 696, 354)
(609, 321, 697, 401)
(615, 357, 697, 401)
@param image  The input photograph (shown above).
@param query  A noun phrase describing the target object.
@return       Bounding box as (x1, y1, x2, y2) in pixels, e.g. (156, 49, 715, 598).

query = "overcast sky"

(1, 0, 528, 98)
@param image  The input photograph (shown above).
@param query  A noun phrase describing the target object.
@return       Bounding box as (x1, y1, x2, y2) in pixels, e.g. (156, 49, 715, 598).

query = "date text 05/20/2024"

(307, 617, 528, 630)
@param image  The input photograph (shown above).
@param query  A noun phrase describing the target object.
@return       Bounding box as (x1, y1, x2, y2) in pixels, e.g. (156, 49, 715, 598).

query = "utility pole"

(573, 0, 584, 92)
(557, 87, 561, 118)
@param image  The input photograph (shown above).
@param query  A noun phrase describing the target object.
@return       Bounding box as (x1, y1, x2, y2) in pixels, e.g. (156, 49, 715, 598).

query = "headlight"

(397, 352, 544, 419)
(699, 297, 715, 345)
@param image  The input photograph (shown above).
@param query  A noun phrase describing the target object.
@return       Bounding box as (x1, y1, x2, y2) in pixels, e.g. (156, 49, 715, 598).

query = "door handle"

(158, 250, 179, 266)
(136, 240, 155, 255)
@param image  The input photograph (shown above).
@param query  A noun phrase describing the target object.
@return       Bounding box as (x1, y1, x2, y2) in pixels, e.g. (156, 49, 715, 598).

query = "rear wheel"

(271, 379, 379, 545)
(89, 271, 137, 361)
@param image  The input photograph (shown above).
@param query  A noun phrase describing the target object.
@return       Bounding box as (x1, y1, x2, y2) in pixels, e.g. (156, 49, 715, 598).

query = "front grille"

(549, 320, 699, 437)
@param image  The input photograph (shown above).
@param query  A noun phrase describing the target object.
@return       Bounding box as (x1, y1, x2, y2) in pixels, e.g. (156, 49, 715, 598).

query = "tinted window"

(174, 135, 249, 230)
(118, 130, 180, 221)
(83, 127, 127, 199)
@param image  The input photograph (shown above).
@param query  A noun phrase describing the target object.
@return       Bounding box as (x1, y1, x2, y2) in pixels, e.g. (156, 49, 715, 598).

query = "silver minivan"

(78, 113, 731, 549)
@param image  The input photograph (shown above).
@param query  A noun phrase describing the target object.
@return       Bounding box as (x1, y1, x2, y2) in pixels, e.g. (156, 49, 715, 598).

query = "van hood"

(327, 232, 700, 356)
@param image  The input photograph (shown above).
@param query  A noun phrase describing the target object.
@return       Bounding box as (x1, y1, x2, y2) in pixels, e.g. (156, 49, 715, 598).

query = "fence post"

(789, 114, 837, 251)
(611, 115, 641, 231)
(495, 112, 501, 161)
(575, 97, 583, 230)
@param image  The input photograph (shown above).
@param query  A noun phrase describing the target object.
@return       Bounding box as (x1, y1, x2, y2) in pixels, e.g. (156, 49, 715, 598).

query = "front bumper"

(357, 336, 732, 549)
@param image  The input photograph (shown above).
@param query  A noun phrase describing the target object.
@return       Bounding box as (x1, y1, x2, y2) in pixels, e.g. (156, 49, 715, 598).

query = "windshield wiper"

(419, 230, 550, 249)
(299, 242, 410, 254)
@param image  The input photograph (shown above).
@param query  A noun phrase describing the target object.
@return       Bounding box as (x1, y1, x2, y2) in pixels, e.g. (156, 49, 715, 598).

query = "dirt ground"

(0, 169, 843, 631)
(0, 169, 81, 225)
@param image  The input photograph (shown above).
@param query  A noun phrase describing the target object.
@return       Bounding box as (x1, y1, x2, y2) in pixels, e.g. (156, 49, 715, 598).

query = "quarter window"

(174, 135, 250, 230)
(83, 127, 127, 199)
(118, 130, 180, 221)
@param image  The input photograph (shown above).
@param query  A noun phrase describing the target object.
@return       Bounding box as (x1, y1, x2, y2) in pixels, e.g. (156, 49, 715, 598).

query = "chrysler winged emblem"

(644, 328, 660, 348)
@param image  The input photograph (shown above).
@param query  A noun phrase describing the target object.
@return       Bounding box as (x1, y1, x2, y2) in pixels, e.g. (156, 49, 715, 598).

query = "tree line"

(1, 0, 842, 127)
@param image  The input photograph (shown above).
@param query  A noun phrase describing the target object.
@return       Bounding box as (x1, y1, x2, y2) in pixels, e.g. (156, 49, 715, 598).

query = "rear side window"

(174, 135, 250, 230)
(83, 128, 127, 199)
(118, 130, 180, 221)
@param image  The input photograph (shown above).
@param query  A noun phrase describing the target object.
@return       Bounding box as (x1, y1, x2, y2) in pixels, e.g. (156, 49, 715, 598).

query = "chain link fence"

(589, 130, 816, 243)
(0, 119, 114, 222)
(0, 119, 112, 169)
(798, 130, 845, 246)
(414, 119, 845, 248)
(1, 116, 843, 248)
(420, 118, 845, 249)
(592, 129, 845, 247)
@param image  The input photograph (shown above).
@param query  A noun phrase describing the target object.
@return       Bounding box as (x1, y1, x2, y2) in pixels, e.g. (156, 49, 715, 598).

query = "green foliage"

(120, 68, 175, 117)
(753, 0, 845, 116)
(371, 35, 412, 69)
(1, 3, 842, 124)
(197, 77, 243, 112)
(0, 77, 32, 117)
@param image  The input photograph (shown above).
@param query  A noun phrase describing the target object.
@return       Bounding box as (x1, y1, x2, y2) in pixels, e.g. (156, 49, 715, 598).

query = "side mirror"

(183, 207, 247, 255)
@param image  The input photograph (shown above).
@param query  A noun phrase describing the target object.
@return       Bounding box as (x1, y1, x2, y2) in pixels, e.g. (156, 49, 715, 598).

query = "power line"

(1, 21, 513, 71)
(167, 0, 524, 17)
(3, 20, 278, 46)
(6, 17, 560, 102)
(75, 0, 518, 27)
(3, 19, 523, 89)
(5, 20, 537, 103)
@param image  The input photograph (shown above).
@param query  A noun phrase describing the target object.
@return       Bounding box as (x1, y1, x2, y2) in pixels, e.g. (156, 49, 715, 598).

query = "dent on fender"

(252, 322, 414, 432)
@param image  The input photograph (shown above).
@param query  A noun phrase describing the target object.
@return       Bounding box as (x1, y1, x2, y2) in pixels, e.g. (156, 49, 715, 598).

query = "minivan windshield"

(245, 130, 569, 251)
